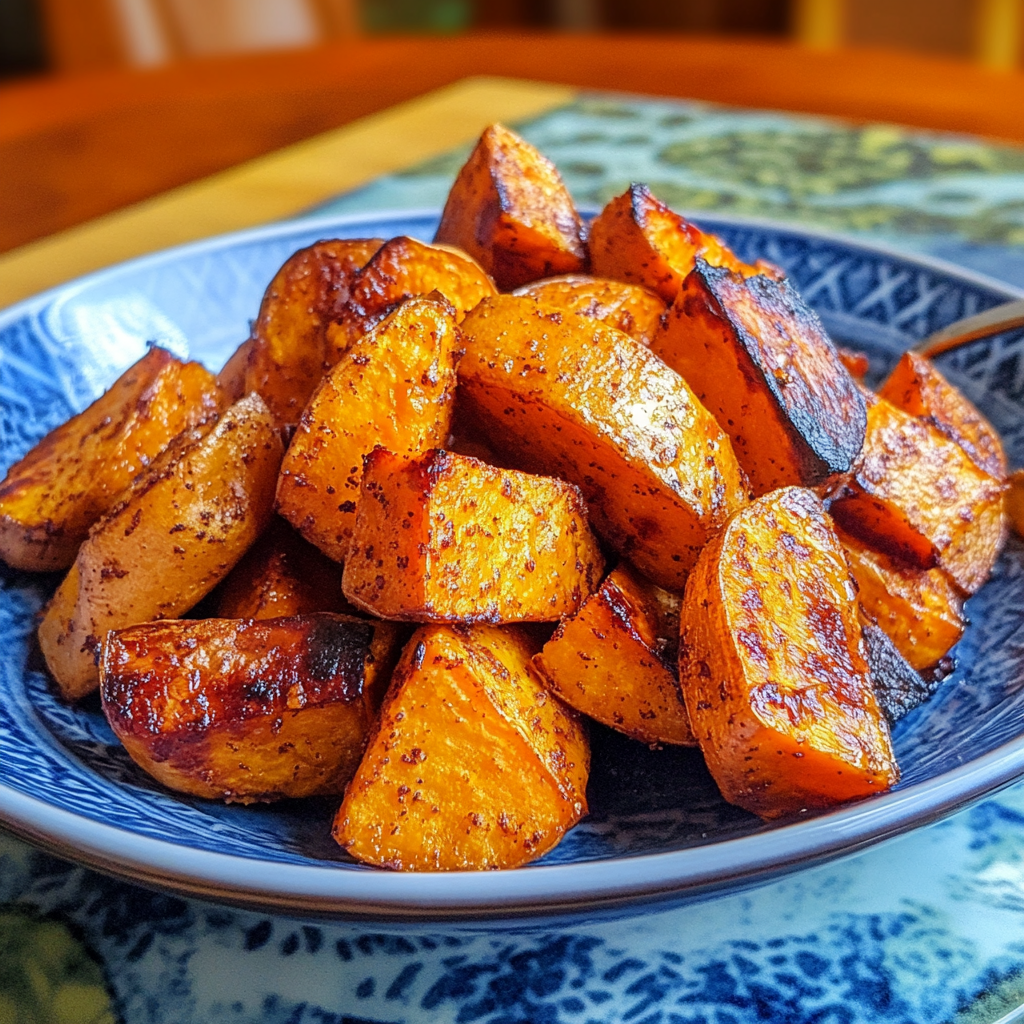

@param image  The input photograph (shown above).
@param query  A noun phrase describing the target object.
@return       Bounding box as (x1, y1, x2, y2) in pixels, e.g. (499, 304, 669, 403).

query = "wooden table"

(2, 32, 1023, 308)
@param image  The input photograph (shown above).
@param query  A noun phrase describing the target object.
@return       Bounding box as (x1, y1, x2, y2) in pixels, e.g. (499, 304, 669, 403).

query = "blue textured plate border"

(3, 209, 1024, 924)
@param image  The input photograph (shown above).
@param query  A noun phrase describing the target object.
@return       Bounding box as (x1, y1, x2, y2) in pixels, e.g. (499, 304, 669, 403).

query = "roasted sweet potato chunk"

(679, 487, 898, 819)
(325, 236, 496, 355)
(216, 518, 347, 619)
(216, 338, 254, 403)
(878, 351, 1006, 480)
(458, 295, 748, 590)
(534, 563, 694, 746)
(838, 527, 964, 670)
(434, 123, 586, 291)
(276, 296, 463, 562)
(333, 623, 589, 870)
(102, 614, 401, 802)
(588, 184, 780, 303)
(652, 260, 867, 495)
(243, 238, 383, 425)
(860, 620, 941, 725)
(513, 275, 666, 346)
(829, 392, 1005, 594)
(0, 346, 222, 571)
(343, 448, 603, 623)
(39, 394, 283, 700)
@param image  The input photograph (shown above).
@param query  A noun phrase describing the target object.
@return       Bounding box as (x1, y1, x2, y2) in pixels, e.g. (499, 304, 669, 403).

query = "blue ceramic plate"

(3, 210, 1024, 923)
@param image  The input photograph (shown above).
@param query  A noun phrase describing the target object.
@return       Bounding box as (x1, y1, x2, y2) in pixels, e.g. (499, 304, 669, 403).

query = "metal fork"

(914, 299, 1024, 358)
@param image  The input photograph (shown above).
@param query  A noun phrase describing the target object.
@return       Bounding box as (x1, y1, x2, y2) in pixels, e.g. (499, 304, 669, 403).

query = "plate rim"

(3, 207, 1024, 922)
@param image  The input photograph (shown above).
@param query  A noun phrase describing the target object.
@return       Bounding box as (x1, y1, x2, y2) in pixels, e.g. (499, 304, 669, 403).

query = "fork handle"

(914, 299, 1024, 358)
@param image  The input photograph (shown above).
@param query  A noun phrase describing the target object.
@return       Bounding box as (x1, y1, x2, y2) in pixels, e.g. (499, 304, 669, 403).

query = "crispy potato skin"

(588, 184, 781, 303)
(343, 447, 604, 623)
(39, 394, 283, 700)
(829, 393, 1006, 594)
(102, 614, 400, 802)
(0, 347, 222, 572)
(534, 563, 694, 746)
(838, 528, 964, 670)
(513, 275, 666, 347)
(860, 620, 940, 725)
(276, 296, 464, 562)
(679, 487, 897, 819)
(879, 351, 1006, 481)
(325, 236, 496, 354)
(216, 518, 348, 619)
(458, 295, 748, 591)
(334, 623, 589, 870)
(434, 123, 586, 291)
(243, 238, 383, 426)
(652, 260, 867, 495)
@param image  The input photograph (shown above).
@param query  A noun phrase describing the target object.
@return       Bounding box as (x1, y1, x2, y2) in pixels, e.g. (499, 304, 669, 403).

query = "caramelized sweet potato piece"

(679, 487, 898, 819)
(838, 527, 964, 670)
(325, 236, 496, 355)
(102, 614, 401, 802)
(434, 123, 586, 291)
(1007, 469, 1024, 538)
(533, 563, 694, 746)
(0, 346, 222, 572)
(652, 260, 867, 495)
(343, 448, 603, 623)
(878, 351, 1006, 480)
(39, 394, 283, 700)
(243, 238, 383, 425)
(588, 184, 781, 303)
(276, 296, 463, 562)
(829, 393, 1005, 594)
(837, 347, 870, 381)
(216, 518, 347, 619)
(860, 620, 941, 725)
(216, 338, 254, 403)
(514, 274, 666, 346)
(458, 295, 748, 591)
(333, 623, 589, 870)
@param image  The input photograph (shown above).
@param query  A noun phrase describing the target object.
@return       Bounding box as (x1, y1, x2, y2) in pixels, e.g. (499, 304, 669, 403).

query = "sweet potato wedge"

(458, 295, 748, 591)
(878, 351, 1006, 481)
(860, 619, 941, 725)
(325, 236, 496, 355)
(216, 518, 347, 619)
(243, 238, 383, 425)
(829, 392, 1005, 594)
(434, 123, 586, 290)
(276, 296, 463, 562)
(652, 259, 867, 495)
(838, 527, 964, 670)
(38, 394, 283, 700)
(588, 184, 781, 303)
(0, 346, 222, 572)
(342, 447, 604, 623)
(533, 563, 694, 746)
(513, 274, 666, 346)
(333, 623, 589, 870)
(679, 486, 898, 819)
(102, 613, 401, 802)
(216, 338, 254, 403)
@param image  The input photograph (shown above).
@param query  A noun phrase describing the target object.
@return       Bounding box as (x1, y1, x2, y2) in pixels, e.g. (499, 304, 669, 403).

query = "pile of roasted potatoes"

(1, 123, 1009, 871)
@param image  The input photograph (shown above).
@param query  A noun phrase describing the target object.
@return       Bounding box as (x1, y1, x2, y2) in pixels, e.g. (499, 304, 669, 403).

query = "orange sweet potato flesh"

(38, 394, 283, 700)
(216, 338, 254, 403)
(0, 346, 222, 572)
(679, 486, 898, 819)
(434, 123, 586, 291)
(514, 275, 666, 347)
(458, 295, 748, 591)
(838, 527, 964, 671)
(878, 351, 1006, 481)
(534, 563, 694, 746)
(276, 296, 463, 562)
(333, 623, 589, 870)
(216, 518, 348, 619)
(102, 614, 401, 803)
(343, 447, 604, 623)
(588, 184, 781, 303)
(325, 236, 496, 355)
(652, 260, 867, 496)
(828, 392, 1005, 594)
(242, 238, 383, 426)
